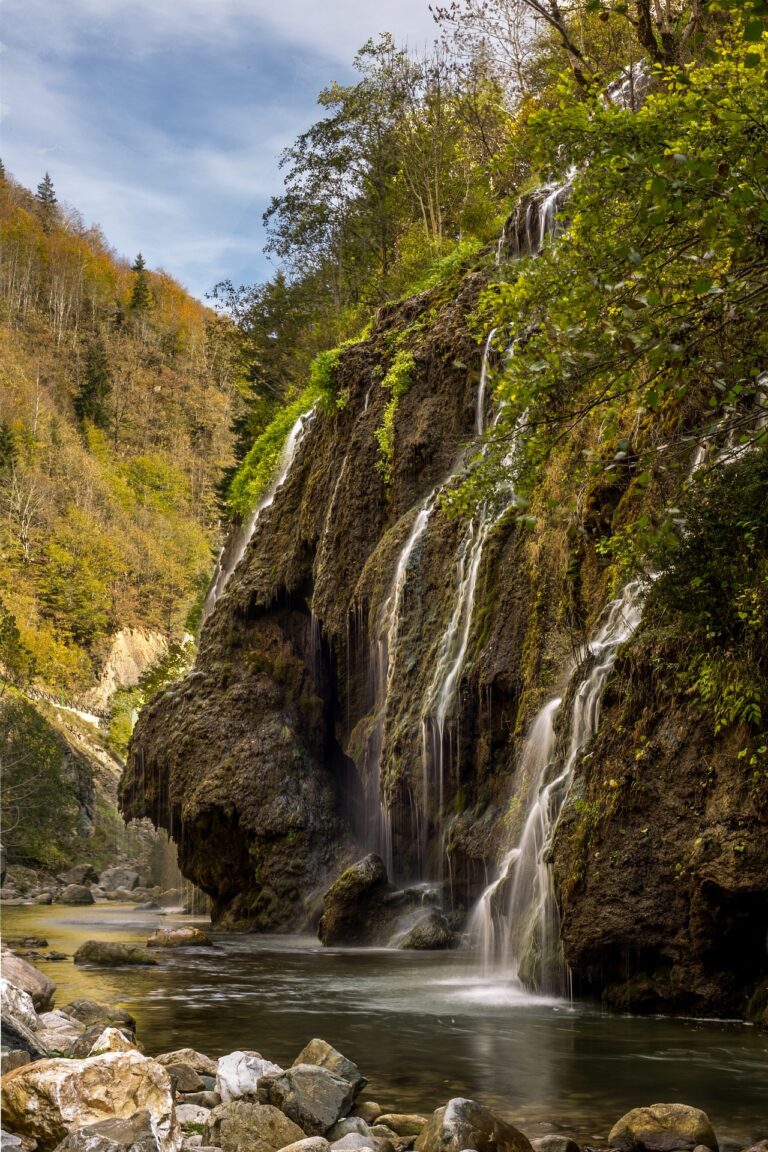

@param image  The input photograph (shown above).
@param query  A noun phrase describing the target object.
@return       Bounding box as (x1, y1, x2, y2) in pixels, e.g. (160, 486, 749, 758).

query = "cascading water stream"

(201, 407, 317, 620)
(469, 580, 644, 994)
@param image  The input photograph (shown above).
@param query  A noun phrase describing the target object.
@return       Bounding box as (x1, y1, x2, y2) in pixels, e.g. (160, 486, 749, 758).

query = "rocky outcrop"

(83, 628, 169, 715)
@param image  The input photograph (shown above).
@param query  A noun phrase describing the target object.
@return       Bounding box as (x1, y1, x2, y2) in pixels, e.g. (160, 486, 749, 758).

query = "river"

(2, 903, 767, 1145)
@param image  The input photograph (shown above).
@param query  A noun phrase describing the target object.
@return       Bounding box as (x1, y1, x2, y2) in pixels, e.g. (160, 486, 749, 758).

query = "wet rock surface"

(73, 942, 158, 967)
(415, 1099, 533, 1152)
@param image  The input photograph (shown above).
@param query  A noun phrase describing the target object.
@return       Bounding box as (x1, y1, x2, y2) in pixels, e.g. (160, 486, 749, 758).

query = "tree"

(75, 332, 113, 428)
(130, 252, 152, 312)
(0, 599, 36, 691)
(35, 171, 58, 233)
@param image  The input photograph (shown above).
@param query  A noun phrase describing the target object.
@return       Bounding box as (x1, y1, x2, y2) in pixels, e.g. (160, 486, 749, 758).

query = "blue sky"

(0, 0, 438, 299)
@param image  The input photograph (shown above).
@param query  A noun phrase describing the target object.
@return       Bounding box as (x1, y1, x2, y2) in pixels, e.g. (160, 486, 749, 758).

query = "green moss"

(375, 347, 416, 484)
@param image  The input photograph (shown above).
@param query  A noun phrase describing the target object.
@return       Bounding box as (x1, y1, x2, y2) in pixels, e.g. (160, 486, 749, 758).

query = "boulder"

(395, 912, 457, 951)
(215, 1051, 283, 1104)
(0, 1051, 180, 1152)
(73, 941, 157, 967)
(59, 885, 95, 906)
(166, 1064, 206, 1094)
(156, 1050, 217, 1078)
(57, 865, 99, 886)
(86, 1027, 138, 1056)
(377, 1117, 429, 1138)
(0, 1134, 23, 1152)
(179, 1092, 221, 1110)
(414, 1099, 533, 1152)
(146, 928, 212, 949)
(258, 1065, 357, 1136)
(68, 1026, 136, 1060)
(134, 902, 161, 911)
(35, 1010, 86, 1055)
(59, 1000, 136, 1032)
(49, 1109, 161, 1152)
(318, 856, 392, 946)
(203, 1102, 305, 1152)
(330, 1135, 394, 1152)
(1, 949, 56, 1010)
(33, 893, 53, 905)
(293, 1040, 366, 1095)
(99, 868, 140, 891)
(328, 1120, 374, 1141)
(1, 978, 40, 1034)
(608, 1105, 718, 1152)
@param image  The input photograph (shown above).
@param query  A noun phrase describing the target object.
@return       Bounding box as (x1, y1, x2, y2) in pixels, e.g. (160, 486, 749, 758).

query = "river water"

(2, 904, 767, 1145)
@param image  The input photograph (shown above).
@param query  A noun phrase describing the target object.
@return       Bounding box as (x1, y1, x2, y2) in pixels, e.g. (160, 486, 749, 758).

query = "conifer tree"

(35, 172, 58, 232)
(75, 334, 112, 428)
(130, 252, 152, 312)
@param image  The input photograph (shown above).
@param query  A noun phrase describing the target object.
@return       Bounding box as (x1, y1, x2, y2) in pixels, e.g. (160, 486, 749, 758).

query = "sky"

(0, 0, 439, 300)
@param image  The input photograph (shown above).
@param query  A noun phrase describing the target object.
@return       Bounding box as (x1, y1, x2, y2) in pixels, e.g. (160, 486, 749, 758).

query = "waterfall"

(364, 493, 437, 873)
(469, 580, 644, 994)
(202, 407, 317, 620)
(476, 328, 497, 435)
(500, 173, 574, 262)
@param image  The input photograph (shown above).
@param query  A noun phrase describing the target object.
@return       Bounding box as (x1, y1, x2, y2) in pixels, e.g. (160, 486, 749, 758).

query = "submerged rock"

(146, 928, 212, 949)
(258, 1065, 357, 1137)
(215, 1051, 284, 1104)
(395, 912, 457, 951)
(415, 1099, 533, 1152)
(203, 1102, 305, 1152)
(0, 1051, 180, 1152)
(608, 1104, 717, 1152)
(73, 941, 157, 967)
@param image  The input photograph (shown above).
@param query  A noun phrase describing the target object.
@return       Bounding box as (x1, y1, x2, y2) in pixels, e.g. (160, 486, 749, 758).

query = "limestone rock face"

(73, 942, 157, 967)
(0, 1051, 180, 1152)
(293, 1040, 366, 1096)
(608, 1105, 717, 1152)
(414, 1099, 533, 1152)
(1, 950, 56, 1011)
(258, 1065, 357, 1137)
(203, 1102, 305, 1152)
(83, 627, 169, 714)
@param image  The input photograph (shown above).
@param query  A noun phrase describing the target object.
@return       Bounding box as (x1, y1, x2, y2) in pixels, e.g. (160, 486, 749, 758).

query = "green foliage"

(108, 641, 192, 756)
(0, 598, 36, 687)
(130, 252, 152, 312)
(75, 333, 112, 429)
(227, 387, 319, 518)
(375, 346, 416, 483)
(0, 692, 81, 868)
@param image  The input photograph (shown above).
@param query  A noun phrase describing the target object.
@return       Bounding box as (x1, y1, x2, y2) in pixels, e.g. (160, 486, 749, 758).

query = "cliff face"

(123, 252, 767, 1017)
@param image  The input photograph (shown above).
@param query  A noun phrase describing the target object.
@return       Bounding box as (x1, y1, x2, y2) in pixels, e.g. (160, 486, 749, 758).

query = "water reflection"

(2, 905, 766, 1144)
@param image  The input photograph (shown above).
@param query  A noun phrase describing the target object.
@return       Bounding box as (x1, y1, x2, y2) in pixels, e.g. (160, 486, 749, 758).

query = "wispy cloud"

(0, 1, 438, 298)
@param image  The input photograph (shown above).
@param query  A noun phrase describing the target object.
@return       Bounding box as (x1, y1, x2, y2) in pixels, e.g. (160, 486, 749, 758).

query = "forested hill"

(0, 170, 240, 703)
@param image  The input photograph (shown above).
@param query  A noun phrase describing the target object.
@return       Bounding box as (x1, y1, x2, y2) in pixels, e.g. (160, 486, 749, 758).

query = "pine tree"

(130, 252, 152, 312)
(75, 334, 112, 428)
(35, 172, 58, 232)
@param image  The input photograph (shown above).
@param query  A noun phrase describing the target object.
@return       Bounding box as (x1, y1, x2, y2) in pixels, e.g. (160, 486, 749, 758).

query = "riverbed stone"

(61, 1001, 137, 1032)
(73, 941, 157, 967)
(377, 1118, 428, 1139)
(353, 1107, 382, 1126)
(166, 1065, 206, 1094)
(50, 1109, 161, 1152)
(176, 1107, 210, 1131)
(146, 928, 212, 949)
(279, 1139, 331, 1152)
(0, 1133, 23, 1152)
(327, 1120, 373, 1142)
(57, 865, 99, 887)
(531, 1138, 580, 1152)
(180, 1093, 221, 1110)
(35, 1011, 86, 1055)
(99, 868, 140, 891)
(33, 894, 54, 906)
(86, 1028, 137, 1056)
(414, 1099, 533, 1152)
(156, 1050, 218, 1078)
(216, 1051, 283, 1104)
(293, 1040, 366, 1096)
(203, 1102, 305, 1152)
(1, 1050, 31, 1076)
(1, 949, 56, 1011)
(330, 1134, 394, 1152)
(59, 885, 95, 906)
(1, 978, 40, 1034)
(608, 1106, 718, 1152)
(258, 1065, 357, 1137)
(0, 1050, 180, 1152)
